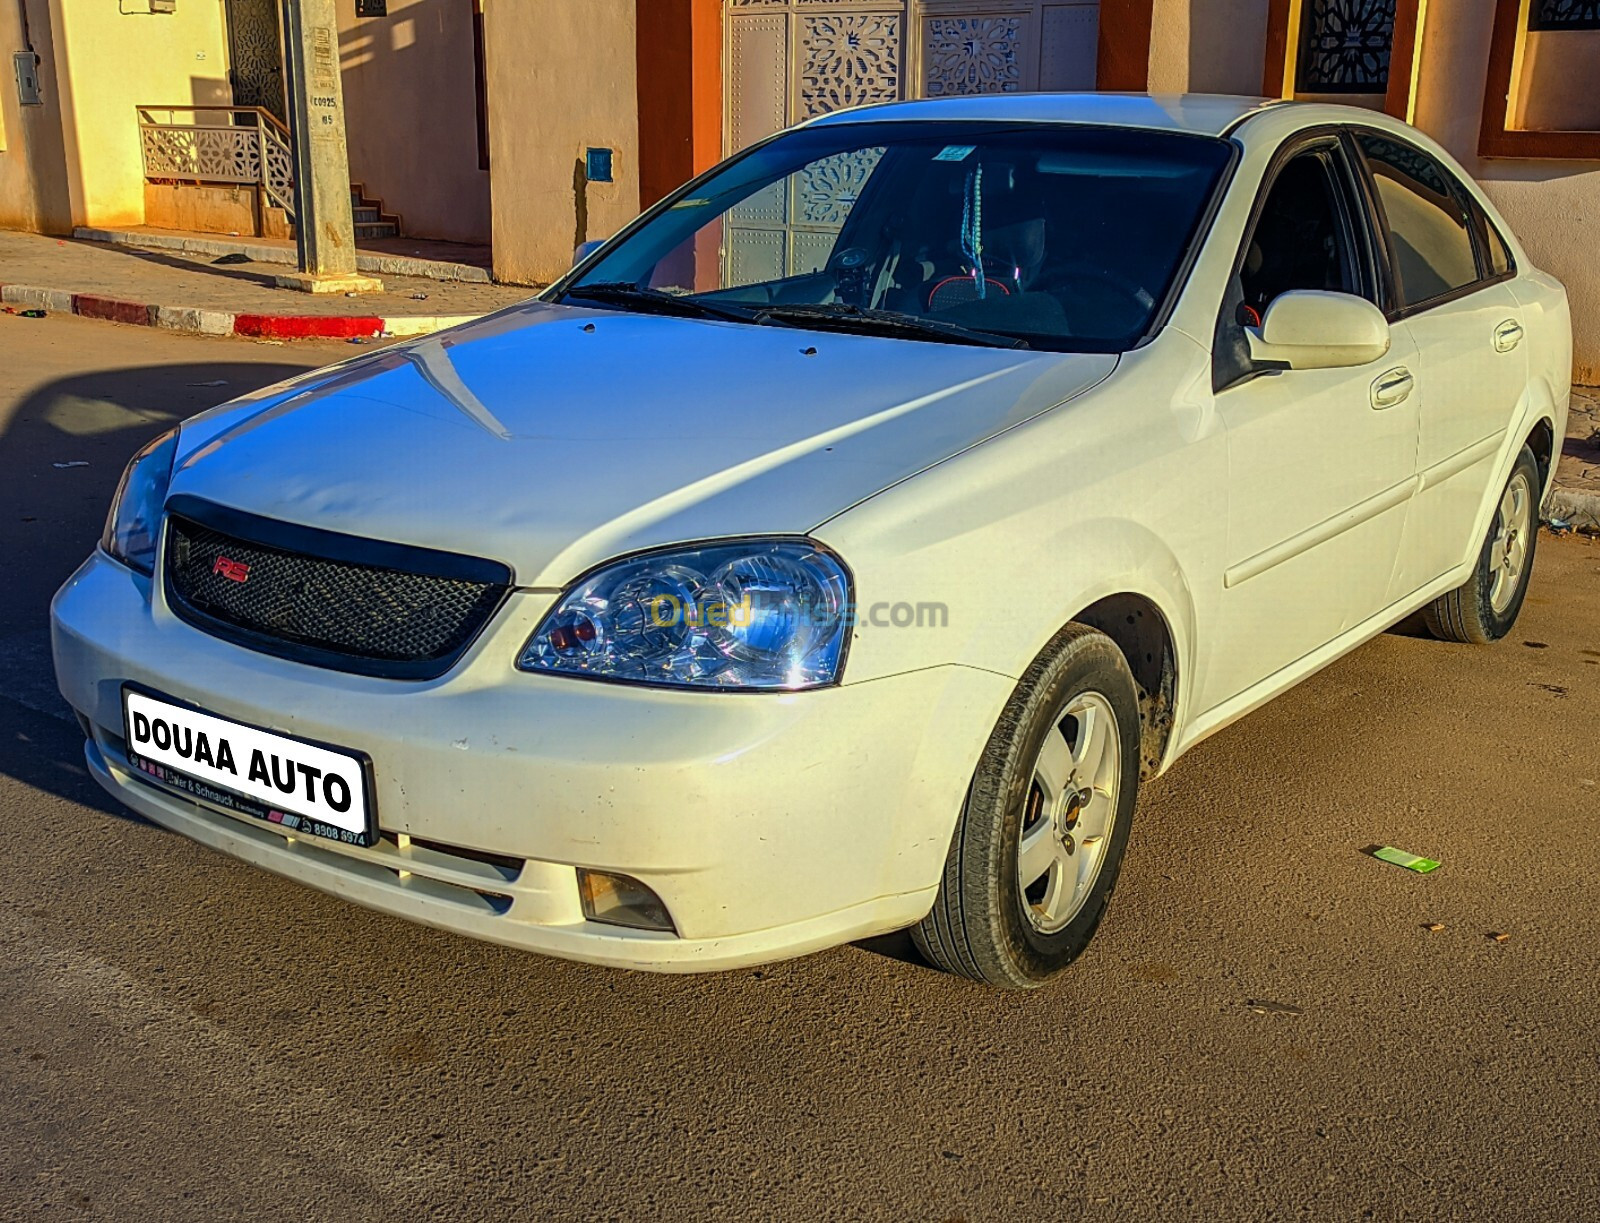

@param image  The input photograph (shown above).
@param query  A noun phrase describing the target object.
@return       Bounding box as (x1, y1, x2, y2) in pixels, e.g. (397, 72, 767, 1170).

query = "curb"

(73, 226, 494, 285)
(0, 282, 479, 341)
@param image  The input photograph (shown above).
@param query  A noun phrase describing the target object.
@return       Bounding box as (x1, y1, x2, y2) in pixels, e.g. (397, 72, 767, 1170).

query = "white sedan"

(53, 95, 1569, 988)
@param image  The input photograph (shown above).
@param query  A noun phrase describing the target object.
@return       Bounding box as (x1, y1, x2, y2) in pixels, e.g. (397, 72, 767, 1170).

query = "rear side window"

(1355, 133, 1479, 308)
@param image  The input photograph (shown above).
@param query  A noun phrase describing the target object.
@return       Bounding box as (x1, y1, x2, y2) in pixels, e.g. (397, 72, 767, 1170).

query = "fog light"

(577, 869, 676, 933)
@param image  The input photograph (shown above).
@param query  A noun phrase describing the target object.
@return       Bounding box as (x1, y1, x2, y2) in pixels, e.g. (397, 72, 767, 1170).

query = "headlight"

(518, 540, 852, 690)
(101, 428, 179, 575)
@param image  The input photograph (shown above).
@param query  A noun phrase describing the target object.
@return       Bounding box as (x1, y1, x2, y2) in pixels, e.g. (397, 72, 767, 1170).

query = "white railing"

(136, 105, 296, 222)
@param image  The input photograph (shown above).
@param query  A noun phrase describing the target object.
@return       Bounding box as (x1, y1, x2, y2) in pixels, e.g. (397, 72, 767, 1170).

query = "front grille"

(163, 496, 512, 679)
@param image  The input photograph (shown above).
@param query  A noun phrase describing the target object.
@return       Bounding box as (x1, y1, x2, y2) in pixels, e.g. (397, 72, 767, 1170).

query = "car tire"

(912, 624, 1143, 989)
(1421, 445, 1541, 645)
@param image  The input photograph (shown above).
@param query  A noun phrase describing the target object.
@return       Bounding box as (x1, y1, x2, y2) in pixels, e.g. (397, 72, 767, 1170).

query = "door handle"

(1371, 366, 1414, 409)
(1494, 319, 1524, 352)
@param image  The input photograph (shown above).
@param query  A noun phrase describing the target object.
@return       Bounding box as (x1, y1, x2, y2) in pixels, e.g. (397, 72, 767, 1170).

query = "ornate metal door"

(1293, 0, 1398, 94)
(725, 0, 909, 282)
(224, 0, 287, 123)
(918, 2, 1100, 97)
(722, 0, 1101, 283)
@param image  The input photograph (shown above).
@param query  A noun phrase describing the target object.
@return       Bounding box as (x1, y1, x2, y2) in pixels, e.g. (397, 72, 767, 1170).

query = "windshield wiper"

(752, 303, 1030, 350)
(564, 286, 1030, 349)
(561, 281, 760, 325)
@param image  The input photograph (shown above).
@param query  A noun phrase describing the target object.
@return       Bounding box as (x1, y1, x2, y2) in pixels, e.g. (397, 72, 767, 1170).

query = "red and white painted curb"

(0, 283, 479, 341)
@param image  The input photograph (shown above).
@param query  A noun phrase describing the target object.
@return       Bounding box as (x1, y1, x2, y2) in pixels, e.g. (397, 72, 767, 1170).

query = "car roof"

(804, 93, 1285, 138)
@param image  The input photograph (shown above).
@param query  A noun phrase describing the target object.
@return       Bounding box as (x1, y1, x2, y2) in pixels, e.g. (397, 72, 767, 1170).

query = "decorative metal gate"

(224, 0, 287, 124)
(722, 0, 1101, 283)
(1294, 0, 1397, 93)
(725, 0, 908, 282)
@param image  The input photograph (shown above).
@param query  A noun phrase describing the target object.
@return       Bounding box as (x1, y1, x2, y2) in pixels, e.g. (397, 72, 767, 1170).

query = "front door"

(224, 0, 287, 124)
(1200, 139, 1419, 712)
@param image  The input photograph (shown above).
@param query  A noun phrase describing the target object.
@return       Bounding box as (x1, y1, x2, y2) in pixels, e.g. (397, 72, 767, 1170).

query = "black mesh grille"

(165, 507, 509, 679)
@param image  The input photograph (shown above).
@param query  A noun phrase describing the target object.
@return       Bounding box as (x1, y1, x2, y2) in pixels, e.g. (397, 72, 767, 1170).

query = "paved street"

(1, 314, 1597, 1220)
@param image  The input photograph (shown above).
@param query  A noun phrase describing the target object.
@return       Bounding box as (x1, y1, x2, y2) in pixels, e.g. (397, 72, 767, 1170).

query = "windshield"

(559, 121, 1234, 353)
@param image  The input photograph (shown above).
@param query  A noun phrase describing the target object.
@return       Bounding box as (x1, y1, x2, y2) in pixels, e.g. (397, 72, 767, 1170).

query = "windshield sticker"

(934, 145, 976, 163)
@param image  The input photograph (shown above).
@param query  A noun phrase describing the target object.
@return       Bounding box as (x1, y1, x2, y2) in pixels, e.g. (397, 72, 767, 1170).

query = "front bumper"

(52, 552, 1010, 971)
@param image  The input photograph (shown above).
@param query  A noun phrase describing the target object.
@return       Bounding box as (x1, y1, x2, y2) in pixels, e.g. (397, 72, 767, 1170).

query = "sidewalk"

(74, 225, 496, 284)
(1553, 387, 1600, 531)
(0, 230, 535, 340)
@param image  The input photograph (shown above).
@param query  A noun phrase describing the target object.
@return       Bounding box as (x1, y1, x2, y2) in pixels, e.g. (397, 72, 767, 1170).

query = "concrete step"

(352, 207, 381, 223)
(282, 220, 399, 241)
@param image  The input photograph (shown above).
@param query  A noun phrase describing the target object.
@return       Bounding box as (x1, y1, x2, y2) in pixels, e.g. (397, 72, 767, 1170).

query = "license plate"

(122, 686, 376, 847)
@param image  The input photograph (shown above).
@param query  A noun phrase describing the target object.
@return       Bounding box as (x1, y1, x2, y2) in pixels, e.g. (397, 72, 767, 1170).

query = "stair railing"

(136, 105, 296, 224)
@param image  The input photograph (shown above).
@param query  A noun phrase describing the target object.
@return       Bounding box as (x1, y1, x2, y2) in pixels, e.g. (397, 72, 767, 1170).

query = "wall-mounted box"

(585, 147, 614, 184)
(13, 52, 41, 106)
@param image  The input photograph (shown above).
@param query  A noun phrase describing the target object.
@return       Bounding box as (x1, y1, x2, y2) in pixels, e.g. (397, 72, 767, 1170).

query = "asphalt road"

(1, 314, 1597, 1221)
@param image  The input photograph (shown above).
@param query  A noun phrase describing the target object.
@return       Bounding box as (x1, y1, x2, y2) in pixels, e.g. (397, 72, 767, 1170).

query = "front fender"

(816, 339, 1224, 775)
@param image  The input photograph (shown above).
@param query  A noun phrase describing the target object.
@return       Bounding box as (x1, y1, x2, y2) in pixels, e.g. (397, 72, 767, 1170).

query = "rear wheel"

(1422, 446, 1540, 644)
(912, 625, 1142, 989)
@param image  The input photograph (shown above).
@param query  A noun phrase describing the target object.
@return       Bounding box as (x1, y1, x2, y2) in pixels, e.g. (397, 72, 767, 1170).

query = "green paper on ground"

(1373, 846, 1441, 873)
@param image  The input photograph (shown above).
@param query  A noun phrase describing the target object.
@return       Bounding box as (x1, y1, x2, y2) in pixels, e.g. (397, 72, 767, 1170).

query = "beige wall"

(1410, 1, 1600, 384)
(0, 0, 73, 232)
(48, 0, 232, 228)
(483, 0, 640, 285)
(1145, 0, 1269, 93)
(1514, 29, 1600, 133)
(339, 0, 491, 244)
(144, 181, 291, 239)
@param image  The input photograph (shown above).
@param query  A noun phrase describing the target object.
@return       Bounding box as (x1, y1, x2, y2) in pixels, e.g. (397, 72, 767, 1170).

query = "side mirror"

(572, 239, 606, 269)
(1246, 290, 1391, 370)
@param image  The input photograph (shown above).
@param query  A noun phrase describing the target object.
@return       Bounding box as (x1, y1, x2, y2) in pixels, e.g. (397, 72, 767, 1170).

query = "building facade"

(1, 1, 1597, 376)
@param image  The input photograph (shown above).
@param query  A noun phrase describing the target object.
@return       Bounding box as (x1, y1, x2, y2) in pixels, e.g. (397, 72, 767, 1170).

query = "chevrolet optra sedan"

(53, 95, 1569, 988)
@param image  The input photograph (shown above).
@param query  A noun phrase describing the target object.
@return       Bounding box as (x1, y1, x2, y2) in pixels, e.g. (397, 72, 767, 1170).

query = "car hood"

(170, 301, 1116, 586)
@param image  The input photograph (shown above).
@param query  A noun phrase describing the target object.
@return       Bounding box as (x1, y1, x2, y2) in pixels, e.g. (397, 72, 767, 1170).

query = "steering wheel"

(827, 246, 876, 306)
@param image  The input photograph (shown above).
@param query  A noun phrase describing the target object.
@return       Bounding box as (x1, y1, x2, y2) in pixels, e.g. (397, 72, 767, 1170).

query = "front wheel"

(912, 625, 1142, 989)
(1422, 445, 1541, 644)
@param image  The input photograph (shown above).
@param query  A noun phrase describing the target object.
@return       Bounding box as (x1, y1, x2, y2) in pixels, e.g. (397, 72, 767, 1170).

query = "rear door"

(1349, 129, 1528, 597)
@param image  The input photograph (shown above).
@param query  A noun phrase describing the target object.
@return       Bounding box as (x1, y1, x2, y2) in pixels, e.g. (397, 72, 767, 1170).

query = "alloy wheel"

(1488, 469, 1534, 614)
(1017, 691, 1122, 934)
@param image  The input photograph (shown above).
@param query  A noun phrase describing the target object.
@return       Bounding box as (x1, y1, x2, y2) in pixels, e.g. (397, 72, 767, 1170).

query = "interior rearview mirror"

(572, 239, 606, 269)
(1246, 290, 1391, 371)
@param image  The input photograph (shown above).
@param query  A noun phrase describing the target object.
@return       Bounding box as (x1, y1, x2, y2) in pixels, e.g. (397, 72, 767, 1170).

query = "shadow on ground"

(0, 355, 320, 820)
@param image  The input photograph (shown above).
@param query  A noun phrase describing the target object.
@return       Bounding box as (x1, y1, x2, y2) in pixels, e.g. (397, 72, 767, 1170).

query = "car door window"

(1214, 143, 1372, 390)
(1355, 133, 1480, 308)
(1238, 149, 1363, 318)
